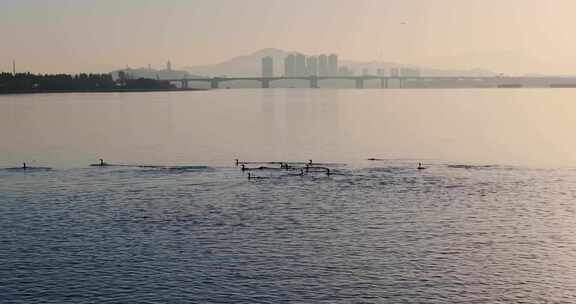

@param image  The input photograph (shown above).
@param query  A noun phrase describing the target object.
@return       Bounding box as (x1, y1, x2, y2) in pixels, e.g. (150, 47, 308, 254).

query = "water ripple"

(1, 163, 576, 303)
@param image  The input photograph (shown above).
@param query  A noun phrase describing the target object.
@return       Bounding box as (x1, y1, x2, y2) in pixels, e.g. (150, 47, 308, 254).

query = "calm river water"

(1, 89, 576, 303)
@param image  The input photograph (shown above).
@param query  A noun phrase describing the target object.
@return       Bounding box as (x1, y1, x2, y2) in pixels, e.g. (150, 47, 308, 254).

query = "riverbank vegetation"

(0, 72, 175, 93)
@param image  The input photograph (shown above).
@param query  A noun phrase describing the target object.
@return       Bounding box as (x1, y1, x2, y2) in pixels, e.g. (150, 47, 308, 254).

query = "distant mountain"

(183, 48, 498, 77)
(183, 48, 295, 77)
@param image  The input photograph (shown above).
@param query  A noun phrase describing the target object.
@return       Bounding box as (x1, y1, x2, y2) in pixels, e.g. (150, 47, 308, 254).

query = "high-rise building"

(318, 54, 328, 77)
(167, 61, 172, 71)
(295, 53, 307, 76)
(328, 54, 338, 76)
(306, 56, 318, 76)
(284, 54, 295, 77)
(261, 56, 274, 77)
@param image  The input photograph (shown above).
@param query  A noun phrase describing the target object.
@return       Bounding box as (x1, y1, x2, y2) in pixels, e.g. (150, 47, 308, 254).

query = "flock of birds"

(235, 159, 427, 180)
(235, 159, 334, 180)
(6, 159, 428, 178)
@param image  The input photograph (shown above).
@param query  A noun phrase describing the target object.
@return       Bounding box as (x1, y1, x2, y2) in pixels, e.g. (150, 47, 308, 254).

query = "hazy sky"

(2, 0, 576, 74)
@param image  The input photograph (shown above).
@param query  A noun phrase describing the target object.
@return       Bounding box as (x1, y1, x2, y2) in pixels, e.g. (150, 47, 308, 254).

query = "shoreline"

(2, 87, 576, 95)
(0, 88, 207, 95)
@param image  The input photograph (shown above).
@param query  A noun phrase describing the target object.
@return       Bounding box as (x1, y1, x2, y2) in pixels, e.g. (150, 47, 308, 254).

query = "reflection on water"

(2, 89, 576, 168)
(1, 89, 576, 303)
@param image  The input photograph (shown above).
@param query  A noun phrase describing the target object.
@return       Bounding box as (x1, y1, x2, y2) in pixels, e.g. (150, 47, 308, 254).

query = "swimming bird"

(417, 162, 426, 170)
(8, 162, 51, 171)
(90, 159, 109, 167)
(241, 164, 253, 172)
(247, 173, 267, 180)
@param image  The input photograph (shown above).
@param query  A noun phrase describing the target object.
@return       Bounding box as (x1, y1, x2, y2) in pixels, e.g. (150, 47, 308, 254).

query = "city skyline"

(283, 53, 339, 77)
(4, 48, 483, 78)
(3, 0, 576, 75)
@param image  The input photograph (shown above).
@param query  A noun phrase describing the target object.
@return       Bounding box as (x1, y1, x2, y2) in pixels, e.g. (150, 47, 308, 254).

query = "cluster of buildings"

(262, 54, 353, 78)
(390, 67, 420, 77)
(262, 54, 420, 78)
(368, 67, 420, 77)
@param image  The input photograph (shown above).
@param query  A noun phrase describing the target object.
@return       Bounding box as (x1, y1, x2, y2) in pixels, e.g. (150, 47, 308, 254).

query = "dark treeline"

(0, 72, 175, 92)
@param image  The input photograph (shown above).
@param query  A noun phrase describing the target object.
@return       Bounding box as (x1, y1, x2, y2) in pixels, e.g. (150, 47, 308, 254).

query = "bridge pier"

(355, 78, 364, 89)
(310, 76, 319, 88)
(210, 79, 219, 89)
(261, 79, 270, 88)
(380, 78, 389, 89)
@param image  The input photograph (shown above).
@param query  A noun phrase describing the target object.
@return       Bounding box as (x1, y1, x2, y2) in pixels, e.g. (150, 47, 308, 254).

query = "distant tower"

(167, 61, 172, 71)
(306, 56, 318, 76)
(12, 60, 16, 75)
(284, 54, 295, 77)
(318, 54, 328, 77)
(292, 53, 306, 77)
(328, 54, 338, 76)
(261, 56, 274, 77)
(118, 71, 127, 84)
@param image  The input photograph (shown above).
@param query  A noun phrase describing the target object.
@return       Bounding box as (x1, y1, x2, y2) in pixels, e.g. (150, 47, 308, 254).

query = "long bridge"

(165, 75, 576, 89)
